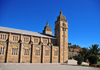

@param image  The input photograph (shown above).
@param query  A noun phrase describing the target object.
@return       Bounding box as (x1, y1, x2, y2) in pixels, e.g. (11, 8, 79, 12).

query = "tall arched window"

(35, 48, 40, 55)
(0, 45, 4, 55)
(45, 48, 49, 56)
(24, 47, 29, 55)
(12, 46, 17, 55)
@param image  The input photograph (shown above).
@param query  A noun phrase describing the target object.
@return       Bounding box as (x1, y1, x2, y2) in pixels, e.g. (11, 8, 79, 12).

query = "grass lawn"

(97, 61, 100, 64)
(97, 56, 100, 64)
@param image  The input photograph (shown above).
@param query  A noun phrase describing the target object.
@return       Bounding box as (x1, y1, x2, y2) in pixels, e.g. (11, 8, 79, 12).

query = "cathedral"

(0, 11, 68, 63)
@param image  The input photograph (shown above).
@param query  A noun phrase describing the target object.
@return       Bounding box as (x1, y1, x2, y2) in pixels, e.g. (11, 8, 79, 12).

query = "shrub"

(73, 56, 79, 60)
(97, 64, 100, 67)
(88, 54, 99, 66)
(77, 57, 83, 65)
(68, 57, 73, 59)
(91, 64, 96, 67)
(73, 56, 84, 61)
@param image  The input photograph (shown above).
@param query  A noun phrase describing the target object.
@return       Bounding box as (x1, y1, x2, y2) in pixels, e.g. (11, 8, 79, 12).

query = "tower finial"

(60, 9, 62, 12)
(46, 20, 49, 26)
(60, 9, 62, 15)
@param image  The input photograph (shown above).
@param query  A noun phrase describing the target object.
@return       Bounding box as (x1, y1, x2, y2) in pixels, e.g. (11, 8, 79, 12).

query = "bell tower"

(43, 22, 52, 35)
(55, 11, 68, 63)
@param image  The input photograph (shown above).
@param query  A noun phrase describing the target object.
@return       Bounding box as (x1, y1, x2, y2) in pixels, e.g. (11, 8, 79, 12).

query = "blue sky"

(0, 0, 100, 48)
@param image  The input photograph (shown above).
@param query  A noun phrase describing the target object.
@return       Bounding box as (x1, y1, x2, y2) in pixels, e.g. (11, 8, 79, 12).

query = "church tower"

(55, 11, 68, 63)
(43, 22, 52, 35)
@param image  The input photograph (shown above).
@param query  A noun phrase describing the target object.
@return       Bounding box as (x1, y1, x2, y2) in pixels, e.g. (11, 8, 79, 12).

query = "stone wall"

(52, 46, 59, 63)
(0, 41, 7, 63)
(0, 32, 59, 63)
(32, 44, 41, 63)
(7, 42, 20, 63)
(43, 45, 51, 63)
(21, 43, 31, 63)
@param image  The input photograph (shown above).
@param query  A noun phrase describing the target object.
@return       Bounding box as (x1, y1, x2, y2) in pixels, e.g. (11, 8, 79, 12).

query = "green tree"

(78, 48, 89, 62)
(72, 50, 74, 52)
(89, 44, 100, 55)
(88, 54, 99, 66)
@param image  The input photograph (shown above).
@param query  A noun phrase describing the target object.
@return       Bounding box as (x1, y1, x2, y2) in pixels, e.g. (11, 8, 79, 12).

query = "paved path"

(0, 63, 99, 70)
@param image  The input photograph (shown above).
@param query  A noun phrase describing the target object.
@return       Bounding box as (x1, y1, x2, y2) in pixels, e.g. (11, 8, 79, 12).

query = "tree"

(72, 50, 74, 52)
(89, 44, 100, 55)
(78, 48, 89, 62)
(77, 56, 83, 65)
(88, 54, 99, 66)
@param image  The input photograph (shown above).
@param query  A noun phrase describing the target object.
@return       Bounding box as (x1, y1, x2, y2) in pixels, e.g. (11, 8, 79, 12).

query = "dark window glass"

(16, 49, 17, 55)
(2, 47, 4, 54)
(3, 35, 4, 39)
(5, 35, 6, 39)
(14, 49, 15, 55)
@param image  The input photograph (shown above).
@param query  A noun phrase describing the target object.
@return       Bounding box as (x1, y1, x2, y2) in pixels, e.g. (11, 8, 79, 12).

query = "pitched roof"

(0, 26, 56, 39)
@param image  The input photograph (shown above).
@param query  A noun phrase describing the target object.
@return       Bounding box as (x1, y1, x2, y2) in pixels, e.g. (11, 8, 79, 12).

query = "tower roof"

(56, 11, 67, 22)
(43, 21, 52, 35)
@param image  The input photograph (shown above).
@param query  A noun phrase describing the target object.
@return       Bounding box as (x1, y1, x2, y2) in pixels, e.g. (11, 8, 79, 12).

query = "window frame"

(0, 46, 4, 55)
(43, 40, 47, 44)
(35, 50, 40, 55)
(24, 38, 29, 42)
(24, 49, 29, 55)
(13, 36, 18, 41)
(12, 48, 18, 55)
(0, 34, 6, 40)
(34, 39, 38, 43)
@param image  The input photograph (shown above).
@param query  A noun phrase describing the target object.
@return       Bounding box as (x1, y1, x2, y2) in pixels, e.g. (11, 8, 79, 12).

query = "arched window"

(24, 47, 29, 55)
(12, 46, 17, 55)
(45, 48, 49, 56)
(0, 45, 4, 55)
(35, 48, 40, 55)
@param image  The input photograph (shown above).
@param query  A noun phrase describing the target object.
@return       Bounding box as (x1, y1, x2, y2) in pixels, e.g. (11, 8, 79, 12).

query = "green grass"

(81, 65, 89, 66)
(97, 61, 100, 64)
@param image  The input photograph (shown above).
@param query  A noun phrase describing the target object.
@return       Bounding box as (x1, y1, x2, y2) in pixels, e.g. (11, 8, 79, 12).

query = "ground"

(0, 59, 99, 70)
(0, 63, 100, 70)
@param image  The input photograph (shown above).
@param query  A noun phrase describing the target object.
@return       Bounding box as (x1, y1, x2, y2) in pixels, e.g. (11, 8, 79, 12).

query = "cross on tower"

(60, 9, 62, 11)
